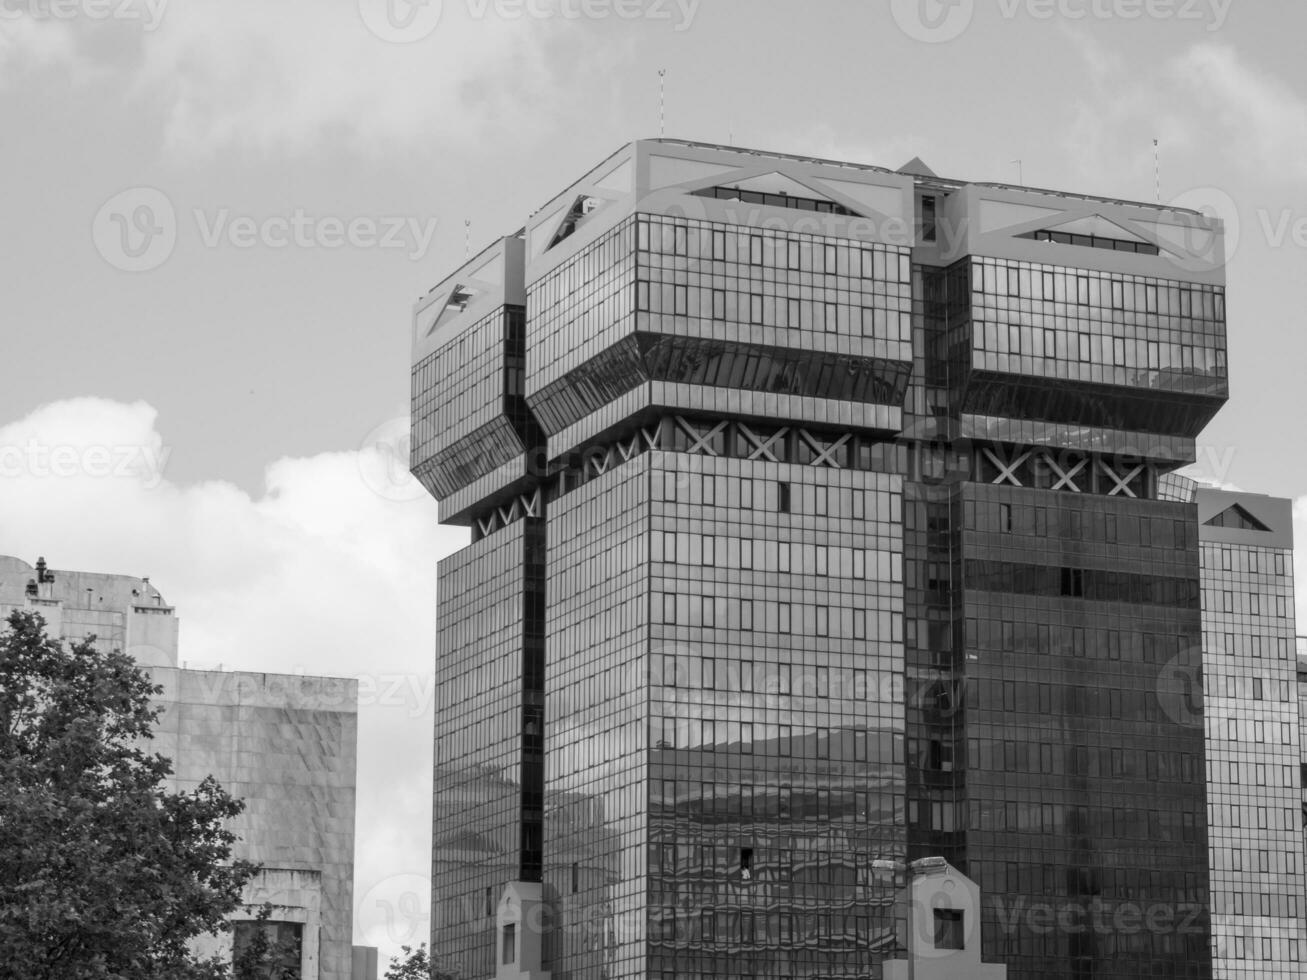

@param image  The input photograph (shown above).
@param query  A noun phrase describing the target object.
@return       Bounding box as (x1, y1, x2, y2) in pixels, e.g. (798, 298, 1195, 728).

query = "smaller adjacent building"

(1298, 636, 1307, 885)
(351, 945, 380, 980)
(884, 859, 1007, 980)
(1192, 491, 1305, 976)
(0, 555, 360, 980)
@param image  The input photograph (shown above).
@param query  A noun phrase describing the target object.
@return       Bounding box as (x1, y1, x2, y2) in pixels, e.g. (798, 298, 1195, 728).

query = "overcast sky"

(3, 0, 1307, 964)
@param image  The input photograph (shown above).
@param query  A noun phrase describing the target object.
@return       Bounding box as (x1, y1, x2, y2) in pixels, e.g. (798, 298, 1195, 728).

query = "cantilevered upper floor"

(521, 140, 920, 457)
(410, 234, 546, 523)
(410, 140, 1230, 524)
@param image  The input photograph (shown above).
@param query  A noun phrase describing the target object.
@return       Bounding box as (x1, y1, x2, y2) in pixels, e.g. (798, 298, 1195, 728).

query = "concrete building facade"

(0, 555, 360, 980)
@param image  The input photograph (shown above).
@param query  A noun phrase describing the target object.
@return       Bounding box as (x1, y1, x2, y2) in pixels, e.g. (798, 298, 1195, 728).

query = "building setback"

(412, 140, 1233, 980)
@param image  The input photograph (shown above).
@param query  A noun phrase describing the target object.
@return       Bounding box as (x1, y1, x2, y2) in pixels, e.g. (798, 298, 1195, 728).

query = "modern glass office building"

(412, 140, 1235, 980)
(1189, 488, 1303, 976)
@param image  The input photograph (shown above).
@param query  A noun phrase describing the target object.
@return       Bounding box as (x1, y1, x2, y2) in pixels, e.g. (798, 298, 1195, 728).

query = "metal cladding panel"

(935, 183, 1228, 286)
(413, 235, 525, 362)
(1196, 488, 1295, 550)
(524, 140, 917, 284)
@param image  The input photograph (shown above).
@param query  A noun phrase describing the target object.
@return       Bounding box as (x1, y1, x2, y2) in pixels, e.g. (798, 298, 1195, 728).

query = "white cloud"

(6, 397, 1307, 965)
(0, 13, 75, 77)
(1061, 37, 1307, 193)
(0, 397, 465, 964)
(1170, 43, 1307, 181)
(1, 0, 566, 156)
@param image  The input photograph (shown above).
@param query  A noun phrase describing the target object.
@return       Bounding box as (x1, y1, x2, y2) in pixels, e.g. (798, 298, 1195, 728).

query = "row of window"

(986, 931, 1209, 966)
(647, 906, 896, 948)
(1218, 935, 1302, 963)
(1206, 631, 1295, 661)
(971, 259, 1226, 321)
(1212, 887, 1300, 921)
(974, 681, 1191, 725)
(973, 320, 1223, 375)
(1215, 847, 1299, 875)
(1208, 718, 1298, 745)
(650, 718, 899, 764)
(965, 559, 1201, 608)
(637, 215, 912, 284)
(974, 860, 1207, 907)
(646, 841, 899, 886)
(1212, 589, 1292, 617)
(1209, 674, 1295, 704)
(964, 496, 1194, 547)
(973, 800, 1202, 843)
(655, 592, 900, 640)
(968, 618, 1194, 663)
(694, 183, 859, 216)
(652, 654, 894, 700)
(636, 281, 914, 340)
(652, 531, 900, 580)
(1020, 228, 1161, 255)
(1209, 546, 1289, 575)
(655, 470, 902, 521)
(1210, 759, 1297, 788)
(969, 740, 1204, 783)
(981, 499, 1191, 549)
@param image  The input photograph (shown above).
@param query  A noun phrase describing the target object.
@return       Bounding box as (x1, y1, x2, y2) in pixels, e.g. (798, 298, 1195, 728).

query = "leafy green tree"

(231, 904, 302, 980)
(385, 942, 458, 980)
(0, 610, 258, 979)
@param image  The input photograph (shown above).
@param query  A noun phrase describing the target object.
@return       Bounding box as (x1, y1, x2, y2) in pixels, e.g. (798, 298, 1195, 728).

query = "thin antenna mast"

(464, 219, 471, 259)
(1011, 159, 1024, 185)
(658, 69, 667, 137)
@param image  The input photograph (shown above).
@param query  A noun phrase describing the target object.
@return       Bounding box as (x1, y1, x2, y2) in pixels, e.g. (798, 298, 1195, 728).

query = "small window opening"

(934, 908, 964, 950)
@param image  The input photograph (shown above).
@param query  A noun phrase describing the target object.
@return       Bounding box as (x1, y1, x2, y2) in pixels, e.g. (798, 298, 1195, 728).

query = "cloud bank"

(0, 397, 465, 963)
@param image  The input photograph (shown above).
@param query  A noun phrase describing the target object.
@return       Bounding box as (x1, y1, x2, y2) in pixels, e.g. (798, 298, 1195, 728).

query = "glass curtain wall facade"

(413, 141, 1234, 980)
(904, 234, 1224, 975)
(524, 150, 917, 980)
(1192, 489, 1304, 976)
(412, 237, 547, 979)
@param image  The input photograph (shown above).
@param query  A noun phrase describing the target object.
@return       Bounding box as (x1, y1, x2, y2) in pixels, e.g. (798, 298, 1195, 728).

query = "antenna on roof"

(464, 219, 471, 259)
(1153, 138, 1161, 203)
(658, 69, 667, 138)
(1011, 159, 1023, 185)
